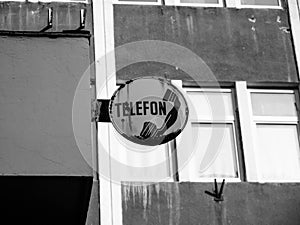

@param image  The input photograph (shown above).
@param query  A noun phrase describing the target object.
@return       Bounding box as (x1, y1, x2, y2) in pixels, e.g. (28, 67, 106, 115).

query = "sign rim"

(109, 76, 189, 146)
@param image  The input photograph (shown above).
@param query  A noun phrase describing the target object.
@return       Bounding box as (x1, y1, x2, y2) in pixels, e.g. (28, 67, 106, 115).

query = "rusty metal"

(92, 99, 111, 122)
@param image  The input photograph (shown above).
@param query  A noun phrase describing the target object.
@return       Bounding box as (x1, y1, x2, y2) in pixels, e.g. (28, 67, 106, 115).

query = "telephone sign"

(109, 77, 189, 146)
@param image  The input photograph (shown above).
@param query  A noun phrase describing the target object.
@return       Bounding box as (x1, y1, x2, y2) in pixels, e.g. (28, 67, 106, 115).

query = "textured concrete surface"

(114, 5, 298, 83)
(122, 182, 300, 225)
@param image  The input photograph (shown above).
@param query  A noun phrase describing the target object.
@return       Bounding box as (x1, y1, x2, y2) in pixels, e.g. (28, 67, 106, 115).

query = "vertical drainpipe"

(288, 0, 300, 80)
(92, 0, 107, 224)
(93, 0, 121, 224)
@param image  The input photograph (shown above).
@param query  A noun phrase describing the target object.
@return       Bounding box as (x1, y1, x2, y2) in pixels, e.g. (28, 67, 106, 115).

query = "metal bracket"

(92, 99, 111, 122)
(90, 78, 96, 86)
(91, 99, 100, 122)
(204, 179, 225, 202)
(62, 8, 87, 33)
(79, 9, 86, 30)
(40, 8, 53, 32)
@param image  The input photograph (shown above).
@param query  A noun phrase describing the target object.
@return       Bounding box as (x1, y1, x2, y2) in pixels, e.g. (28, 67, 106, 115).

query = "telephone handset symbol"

(139, 89, 181, 139)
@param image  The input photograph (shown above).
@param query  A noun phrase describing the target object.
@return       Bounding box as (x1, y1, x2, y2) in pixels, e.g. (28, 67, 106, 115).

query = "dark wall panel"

(114, 5, 298, 83)
(0, 36, 92, 175)
(122, 182, 300, 225)
(0, 176, 92, 225)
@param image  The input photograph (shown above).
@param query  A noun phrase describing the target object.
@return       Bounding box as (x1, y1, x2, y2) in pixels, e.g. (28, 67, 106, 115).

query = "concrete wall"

(0, 36, 92, 176)
(115, 4, 300, 225)
(122, 182, 300, 225)
(114, 5, 298, 83)
(0, 2, 96, 224)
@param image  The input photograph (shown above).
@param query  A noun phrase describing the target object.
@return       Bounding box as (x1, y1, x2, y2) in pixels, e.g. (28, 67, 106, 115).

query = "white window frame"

(112, 0, 162, 5)
(249, 89, 298, 124)
(247, 88, 300, 182)
(183, 88, 241, 182)
(235, 0, 282, 9)
(1, 0, 283, 9)
(112, 0, 283, 8)
(168, 0, 224, 7)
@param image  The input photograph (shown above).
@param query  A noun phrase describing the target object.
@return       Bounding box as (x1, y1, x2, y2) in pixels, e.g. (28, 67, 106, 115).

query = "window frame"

(247, 88, 300, 182)
(235, 0, 282, 9)
(112, 0, 283, 9)
(249, 89, 298, 124)
(182, 87, 243, 182)
(112, 0, 162, 5)
(1, 0, 283, 9)
(171, 0, 224, 8)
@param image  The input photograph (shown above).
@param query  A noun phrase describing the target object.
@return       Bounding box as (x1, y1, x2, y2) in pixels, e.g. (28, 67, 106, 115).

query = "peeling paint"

(279, 26, 290, 33)
(251, 25, 259, 54)
(115, 6, 298, 82)
(123, 183, 300, 225)
(123, 182, 181, 224)
(248, 15, 256, 23)
(186, 14, 194, 35)
(277, 16, 281, 23)
(281, 30, 292, 81)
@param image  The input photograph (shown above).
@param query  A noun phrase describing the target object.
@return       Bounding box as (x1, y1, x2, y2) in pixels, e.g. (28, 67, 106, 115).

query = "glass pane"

(251, 93, 297, 117)
(181, 0, 219, 4)
(119, 0, 157, 2)
(186, 91, 233, 120)
(179, 123, 238, 180)
(241, 0, 279, 6)
(98, 123, 170, 182)
(256, 124, 300, 181)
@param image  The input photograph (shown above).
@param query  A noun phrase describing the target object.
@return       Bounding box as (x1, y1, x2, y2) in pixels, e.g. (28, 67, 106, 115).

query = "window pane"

(256, 124, 300, 181)
(251, 93, 297, 117)
(186, 91, 233, 120)
(179, 123, 238, 180)
(241, 0, 279, 6)
(180, 0, 219, 4)
(98, 123, 169, 182)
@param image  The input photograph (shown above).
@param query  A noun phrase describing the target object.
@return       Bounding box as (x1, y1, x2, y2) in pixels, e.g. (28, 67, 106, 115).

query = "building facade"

(1, 0, 300, 224)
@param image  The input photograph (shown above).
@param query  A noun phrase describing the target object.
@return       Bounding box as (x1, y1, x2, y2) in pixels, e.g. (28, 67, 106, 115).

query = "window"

(238, 0, 281, 8)
(112, 0, 281, 8)
(115, 0, 223, 7)
(112, 0, 162, 5)
(174, 0, 223, 7)
(179, 89, 241, 181)
(100, 124, 171, 182)
(177, 85, 300, 183)
(249, 90, 300, 182)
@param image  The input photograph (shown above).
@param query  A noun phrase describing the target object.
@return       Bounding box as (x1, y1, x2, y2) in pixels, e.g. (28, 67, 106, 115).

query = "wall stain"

(123, 182, 181, 225)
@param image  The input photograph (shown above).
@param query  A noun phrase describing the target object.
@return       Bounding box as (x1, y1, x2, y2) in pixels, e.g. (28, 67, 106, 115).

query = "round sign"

(109, 77, 189, 146)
